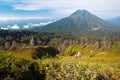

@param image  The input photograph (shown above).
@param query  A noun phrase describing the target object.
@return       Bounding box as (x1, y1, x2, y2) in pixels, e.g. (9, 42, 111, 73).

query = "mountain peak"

(71, 9, 90, 16)
(40, 9, 120, 34)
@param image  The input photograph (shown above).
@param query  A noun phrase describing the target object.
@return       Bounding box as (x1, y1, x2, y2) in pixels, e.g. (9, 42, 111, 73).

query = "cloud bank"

(0, 16, 48, 22)
(23, 21, 52, 29)
(0, 0, 120, 19)
(11, 24, 20, 29)
(11, 0, 119, 11)
(0, 21, 52, 30)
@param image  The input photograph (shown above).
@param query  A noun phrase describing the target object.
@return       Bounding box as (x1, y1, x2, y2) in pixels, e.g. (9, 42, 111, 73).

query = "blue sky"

(0, 0, 120, 21)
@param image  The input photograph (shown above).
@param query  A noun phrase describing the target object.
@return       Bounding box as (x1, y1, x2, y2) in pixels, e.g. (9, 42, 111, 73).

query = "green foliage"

(38, 58, 119, 80)
(0, 47, 120, 80)
(0, 53, 46, 80)
(0, 40, 120, 80)
(64, 45, 93, 56)
(63, 44, 120, 58)
(32, 46, 59, 59)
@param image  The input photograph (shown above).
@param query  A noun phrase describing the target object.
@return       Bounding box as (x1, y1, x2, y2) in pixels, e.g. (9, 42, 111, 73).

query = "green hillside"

(0, 43, 120, 80)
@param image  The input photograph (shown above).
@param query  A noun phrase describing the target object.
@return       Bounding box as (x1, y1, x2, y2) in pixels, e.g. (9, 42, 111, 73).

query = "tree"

(94, 41, 100, 49)
(30, 37, 35, 49)
(108, 40, 112, 48)
(58, 40, 68, 52)
(4, 41, 11, 50)
(101, 40, 108, 48)
(10, 40, 17, 50)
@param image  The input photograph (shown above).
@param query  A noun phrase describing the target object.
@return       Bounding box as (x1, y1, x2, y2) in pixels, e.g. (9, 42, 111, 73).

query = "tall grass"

(0, 44, 120, 80)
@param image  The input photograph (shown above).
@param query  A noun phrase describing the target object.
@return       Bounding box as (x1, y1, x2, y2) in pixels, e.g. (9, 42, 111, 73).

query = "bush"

(32, 46, 59, 59)
(40, 59, 119, 80)
(0, 53, 46, 80)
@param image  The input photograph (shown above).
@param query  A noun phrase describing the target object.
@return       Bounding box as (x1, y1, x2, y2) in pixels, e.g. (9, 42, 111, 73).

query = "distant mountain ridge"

(108, 17, 120, 24)
(39, 10, 120, 35)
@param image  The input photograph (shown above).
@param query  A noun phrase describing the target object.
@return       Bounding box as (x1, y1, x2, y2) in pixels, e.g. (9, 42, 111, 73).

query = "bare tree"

(94, 41, 100, 49)
(5, 41, 11, 50)
(30, 37, 35, 49)
(10, 40, 17, 50)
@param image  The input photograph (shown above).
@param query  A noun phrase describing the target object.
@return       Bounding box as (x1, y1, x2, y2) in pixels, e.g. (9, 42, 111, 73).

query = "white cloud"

(23, 21, 52, 29)
(0, 16, 48, 22)
(11, 24, 19, 29)
(23, 25, 30, 29)
(0, 21, 53, 30)
(7, 25, 11, 28)
(27, 21, 52, 27)
(11, 0, 120, 19)
(13, 4, 41, 11)
(11, 0, 120, 11)
(0, 0, 120, 19)
(39, 22, 52, 26)
(0, 27, 9, 30)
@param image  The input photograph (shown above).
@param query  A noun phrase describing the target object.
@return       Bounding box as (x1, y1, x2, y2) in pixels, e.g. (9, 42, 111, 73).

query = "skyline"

(0, 0, 120, 21)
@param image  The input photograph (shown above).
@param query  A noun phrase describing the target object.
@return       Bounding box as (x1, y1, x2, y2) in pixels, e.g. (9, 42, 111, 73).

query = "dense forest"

(0, 29, 120, 51)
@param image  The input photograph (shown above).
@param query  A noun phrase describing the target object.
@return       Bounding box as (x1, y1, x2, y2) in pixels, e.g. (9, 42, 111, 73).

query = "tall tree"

(4, 41, 11, 50)
(94, 41, 100, 49)
(10, 40, 17, 50)
(30, 37, 35, 49)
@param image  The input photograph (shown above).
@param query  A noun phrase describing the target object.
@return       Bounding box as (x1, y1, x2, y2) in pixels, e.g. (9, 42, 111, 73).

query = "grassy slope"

(0, 45, 120, 79)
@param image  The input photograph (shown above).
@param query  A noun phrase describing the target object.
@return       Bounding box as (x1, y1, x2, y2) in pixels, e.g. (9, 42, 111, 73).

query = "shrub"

(32, 46, 59, 59)
(0, 53, 46, 80)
